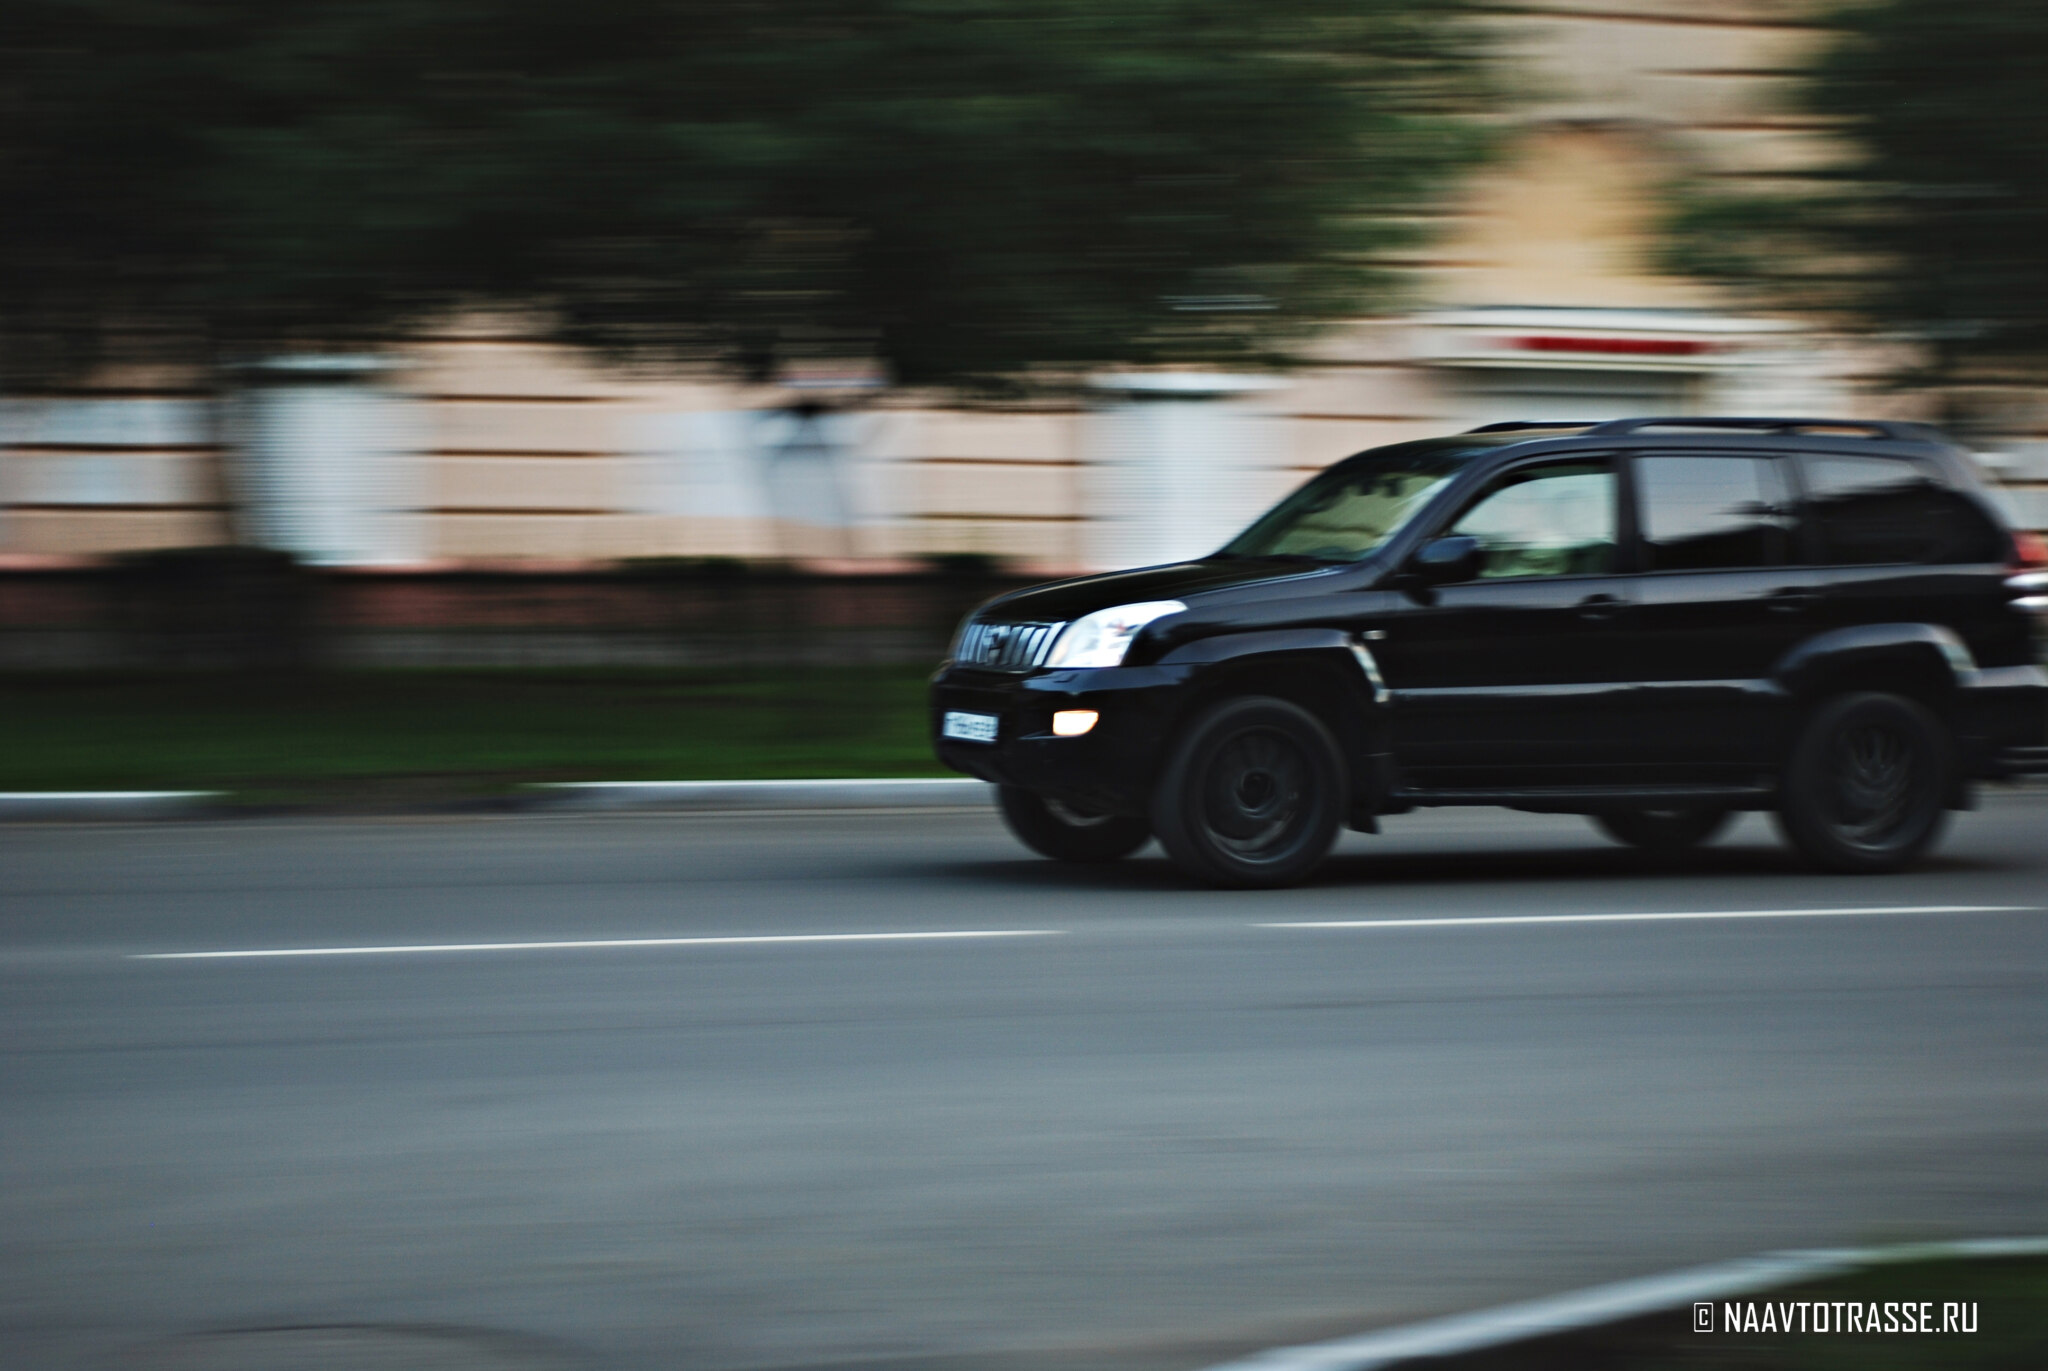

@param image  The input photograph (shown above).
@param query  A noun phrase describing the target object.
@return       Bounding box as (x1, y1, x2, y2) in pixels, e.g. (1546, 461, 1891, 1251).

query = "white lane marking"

(1263, 905, 2035, 931)
(133, 930, 1064, 961)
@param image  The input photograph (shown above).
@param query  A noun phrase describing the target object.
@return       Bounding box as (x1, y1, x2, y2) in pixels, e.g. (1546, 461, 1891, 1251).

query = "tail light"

(2007, 531, 2048, 626)
(2009, 532, 2048, 624)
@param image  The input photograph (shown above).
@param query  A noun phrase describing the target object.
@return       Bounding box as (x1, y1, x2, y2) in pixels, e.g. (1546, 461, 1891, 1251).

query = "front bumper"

(930, 662, 1194, 815)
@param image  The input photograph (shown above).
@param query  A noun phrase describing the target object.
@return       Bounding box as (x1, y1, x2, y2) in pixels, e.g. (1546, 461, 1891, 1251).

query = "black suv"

(931, 417, 2048, 887)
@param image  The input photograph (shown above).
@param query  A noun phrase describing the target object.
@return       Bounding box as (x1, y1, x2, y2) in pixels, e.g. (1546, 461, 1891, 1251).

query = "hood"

(975, 556, 1337, 624)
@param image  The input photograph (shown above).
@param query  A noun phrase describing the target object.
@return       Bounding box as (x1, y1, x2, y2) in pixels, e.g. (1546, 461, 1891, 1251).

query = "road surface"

(5, 796, 2047, 1370)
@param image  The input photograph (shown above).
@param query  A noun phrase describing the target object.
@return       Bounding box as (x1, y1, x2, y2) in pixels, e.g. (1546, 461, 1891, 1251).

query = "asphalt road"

(6, 795, 2048, 1371)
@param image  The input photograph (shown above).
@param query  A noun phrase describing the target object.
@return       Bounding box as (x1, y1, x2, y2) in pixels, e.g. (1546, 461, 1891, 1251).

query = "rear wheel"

(1775, 691, 1951, 873)
(996, 785, 1150, 863)
(1591, 808, 1735, 852)
(1151, 696, 1345, 889)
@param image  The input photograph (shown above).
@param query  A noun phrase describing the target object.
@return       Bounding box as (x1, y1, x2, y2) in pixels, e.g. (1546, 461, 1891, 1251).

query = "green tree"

(1, 0, 1489, 392)
(1666, 0, 2048, 384)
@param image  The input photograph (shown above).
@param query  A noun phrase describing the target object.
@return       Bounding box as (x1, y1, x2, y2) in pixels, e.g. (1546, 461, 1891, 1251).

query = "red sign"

(1510, 335, 1713, 356)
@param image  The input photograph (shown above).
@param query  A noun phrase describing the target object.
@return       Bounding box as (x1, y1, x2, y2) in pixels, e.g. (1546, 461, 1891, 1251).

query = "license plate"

(942, 711, 1000, 743)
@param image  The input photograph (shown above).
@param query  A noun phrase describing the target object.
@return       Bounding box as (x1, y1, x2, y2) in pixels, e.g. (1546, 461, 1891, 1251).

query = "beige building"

(4, 0, 2044, 573)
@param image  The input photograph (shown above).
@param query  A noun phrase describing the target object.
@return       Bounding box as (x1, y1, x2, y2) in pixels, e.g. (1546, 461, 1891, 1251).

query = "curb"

(0, 790, 222, 820)
(1197, 1237, 2048, 1371)
(525, 778, 995, 812)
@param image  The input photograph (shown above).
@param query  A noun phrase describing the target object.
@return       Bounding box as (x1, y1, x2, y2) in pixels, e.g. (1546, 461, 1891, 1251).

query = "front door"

(1374, 455, 1640, 786)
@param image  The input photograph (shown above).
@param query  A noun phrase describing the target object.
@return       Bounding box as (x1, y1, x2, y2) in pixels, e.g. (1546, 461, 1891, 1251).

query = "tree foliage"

(1665, 0, 2048, 380)
(1, 0, 1488, 391)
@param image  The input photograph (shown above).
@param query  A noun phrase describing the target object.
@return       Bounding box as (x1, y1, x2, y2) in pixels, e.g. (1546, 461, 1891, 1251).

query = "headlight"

(1043, 600, 1185, 669)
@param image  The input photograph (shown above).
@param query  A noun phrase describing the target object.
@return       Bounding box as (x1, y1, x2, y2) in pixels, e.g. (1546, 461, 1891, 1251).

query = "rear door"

(1624, 449, 1811, 773)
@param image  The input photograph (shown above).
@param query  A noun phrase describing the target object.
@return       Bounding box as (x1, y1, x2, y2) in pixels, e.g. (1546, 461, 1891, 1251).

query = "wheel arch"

(1154, 629, 1384, 808)
(1772, 625, 1977, 808)
(1773, 623, 1977, 717)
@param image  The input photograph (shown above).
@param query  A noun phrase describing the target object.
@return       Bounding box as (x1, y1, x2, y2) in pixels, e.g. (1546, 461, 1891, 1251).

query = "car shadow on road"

(1310, 836, 2012, 890)
(915, 838, 2012, 893)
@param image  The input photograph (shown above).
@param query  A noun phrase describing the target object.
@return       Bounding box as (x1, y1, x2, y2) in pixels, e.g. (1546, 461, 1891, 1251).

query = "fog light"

(1052, 709, 1099, 737)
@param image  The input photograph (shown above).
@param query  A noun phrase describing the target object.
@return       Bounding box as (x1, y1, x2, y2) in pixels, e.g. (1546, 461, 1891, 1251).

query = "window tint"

(1449, 460, 1616, 579)
(1802, 454, 2004, 565)
(1636, 454, 1790, 571)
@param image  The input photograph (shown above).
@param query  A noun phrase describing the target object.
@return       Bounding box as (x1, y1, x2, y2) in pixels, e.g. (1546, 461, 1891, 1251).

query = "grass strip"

(0, 666, 948, 805)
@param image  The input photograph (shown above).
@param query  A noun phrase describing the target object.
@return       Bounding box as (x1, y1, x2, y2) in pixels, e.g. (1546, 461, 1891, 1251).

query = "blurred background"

(2, 0, 2045, 796)
(8, 8, 2048, 1371)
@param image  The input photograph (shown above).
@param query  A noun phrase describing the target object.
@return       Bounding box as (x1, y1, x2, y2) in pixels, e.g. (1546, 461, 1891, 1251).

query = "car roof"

(1474, 416, 1955, 455)
(1472, 416, 1948, 443)
(1452, 416, 1969, 475)
(1322, 418, 1971, 493)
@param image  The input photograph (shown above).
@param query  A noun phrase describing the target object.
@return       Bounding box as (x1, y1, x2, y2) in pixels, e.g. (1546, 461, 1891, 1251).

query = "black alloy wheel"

(1591, 808, 1735, 852)
(1151, 696, 1345, 888)
(996, 785, 1151, 863)
(1776, 691, 1952, 873)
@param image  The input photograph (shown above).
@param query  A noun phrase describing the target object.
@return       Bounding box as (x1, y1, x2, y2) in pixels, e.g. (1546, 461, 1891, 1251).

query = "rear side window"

(1635, 454, 1791, 571)
(1800, 454, 2005, 565)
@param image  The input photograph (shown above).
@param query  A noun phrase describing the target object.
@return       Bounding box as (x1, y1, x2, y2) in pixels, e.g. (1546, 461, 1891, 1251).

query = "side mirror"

(1410, 534, 1483, 585)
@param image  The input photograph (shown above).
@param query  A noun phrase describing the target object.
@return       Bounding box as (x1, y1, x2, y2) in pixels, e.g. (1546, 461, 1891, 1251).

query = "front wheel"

(996, 785, 1151, 863)
(1775, 692, 1952, 874)
(1151, 696, 1345, 889)
(1591, 808, 1735, 852)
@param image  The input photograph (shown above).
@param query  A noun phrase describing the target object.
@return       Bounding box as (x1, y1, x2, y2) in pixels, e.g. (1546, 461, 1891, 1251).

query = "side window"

(1801, 454, 2003, 566)
(1448, 460, 1617, 580)
(1635, 454, 1791, 572)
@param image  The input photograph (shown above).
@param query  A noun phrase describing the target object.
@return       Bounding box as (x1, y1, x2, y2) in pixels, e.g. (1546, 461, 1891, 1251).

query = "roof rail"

(1582, 417, 1927, 441)
(1464, 420, 1601, 434)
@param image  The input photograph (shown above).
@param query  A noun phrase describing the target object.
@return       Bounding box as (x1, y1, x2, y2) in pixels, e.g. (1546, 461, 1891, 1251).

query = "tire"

(996, 785, 1151, 863)
(1775, 691, 1952, 874)
(1591, 808, 1735, 852)
(1151, 696, 1346, 889)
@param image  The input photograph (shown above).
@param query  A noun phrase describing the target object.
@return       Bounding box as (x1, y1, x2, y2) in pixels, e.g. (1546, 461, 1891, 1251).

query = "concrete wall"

(0, 389, 230, 562)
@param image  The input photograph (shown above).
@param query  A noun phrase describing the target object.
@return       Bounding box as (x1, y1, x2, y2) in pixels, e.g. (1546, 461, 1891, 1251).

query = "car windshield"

(1219, 438, 1501, 563)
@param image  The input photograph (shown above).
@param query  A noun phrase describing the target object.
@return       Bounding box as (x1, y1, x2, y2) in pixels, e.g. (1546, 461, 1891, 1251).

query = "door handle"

(1768, 587, 1819, 614)
(1576, 594, 1625, 621)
